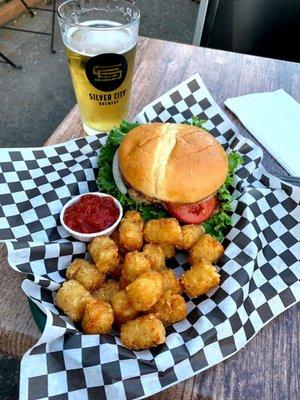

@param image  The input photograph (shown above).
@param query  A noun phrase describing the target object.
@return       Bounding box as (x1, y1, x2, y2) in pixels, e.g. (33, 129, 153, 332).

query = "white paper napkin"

(225, 89, 300, 176)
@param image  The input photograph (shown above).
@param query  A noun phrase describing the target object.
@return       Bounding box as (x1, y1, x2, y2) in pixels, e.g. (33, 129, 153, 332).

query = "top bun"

(118, 123, 228, 203)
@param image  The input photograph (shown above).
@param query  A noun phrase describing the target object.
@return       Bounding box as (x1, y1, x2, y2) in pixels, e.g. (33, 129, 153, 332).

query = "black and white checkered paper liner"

(0, 74, 299, 400)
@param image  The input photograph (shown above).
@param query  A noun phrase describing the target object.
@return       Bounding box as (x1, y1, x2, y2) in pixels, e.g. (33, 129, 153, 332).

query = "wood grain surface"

(0, 37, 299, 399)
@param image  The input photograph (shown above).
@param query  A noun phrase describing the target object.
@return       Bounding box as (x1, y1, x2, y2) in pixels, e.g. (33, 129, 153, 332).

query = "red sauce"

(64, 194, 119, 234)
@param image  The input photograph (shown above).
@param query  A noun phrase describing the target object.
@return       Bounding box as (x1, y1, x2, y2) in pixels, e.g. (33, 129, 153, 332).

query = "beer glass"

(58, 0, 140, 134)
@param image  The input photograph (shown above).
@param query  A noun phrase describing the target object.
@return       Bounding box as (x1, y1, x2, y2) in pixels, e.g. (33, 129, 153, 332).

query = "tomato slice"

(166, 196, 218, 224)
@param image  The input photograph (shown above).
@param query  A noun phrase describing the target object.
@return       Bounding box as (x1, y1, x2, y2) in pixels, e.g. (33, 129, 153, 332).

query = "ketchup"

(64, 194, 119, 234)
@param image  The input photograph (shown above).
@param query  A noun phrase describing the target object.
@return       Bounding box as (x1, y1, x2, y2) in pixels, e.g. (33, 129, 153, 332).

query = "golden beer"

(58, 1, 140, 134)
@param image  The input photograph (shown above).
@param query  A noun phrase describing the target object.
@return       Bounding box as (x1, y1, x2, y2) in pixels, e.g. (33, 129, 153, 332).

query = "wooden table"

(1, 37, 299, 399)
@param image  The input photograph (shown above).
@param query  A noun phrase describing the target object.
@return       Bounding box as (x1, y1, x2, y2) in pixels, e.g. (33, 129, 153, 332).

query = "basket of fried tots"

(55, 211, 224, 351)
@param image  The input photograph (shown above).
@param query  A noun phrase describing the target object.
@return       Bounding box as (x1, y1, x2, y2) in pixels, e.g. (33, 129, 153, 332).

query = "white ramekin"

(60, 192, 123, 242)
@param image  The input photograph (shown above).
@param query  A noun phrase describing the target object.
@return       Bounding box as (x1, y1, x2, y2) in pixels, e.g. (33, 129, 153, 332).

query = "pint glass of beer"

(57, 0, 140, 134)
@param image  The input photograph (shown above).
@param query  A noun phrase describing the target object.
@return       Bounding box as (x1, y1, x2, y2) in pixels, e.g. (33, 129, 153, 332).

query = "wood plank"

(0, 0, 41, 26)
(0, 244, 39, 357)
(1, 37, 299, 399)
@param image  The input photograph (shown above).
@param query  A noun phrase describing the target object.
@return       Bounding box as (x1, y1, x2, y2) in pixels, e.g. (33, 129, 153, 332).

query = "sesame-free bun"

(118, 123, 228, 203)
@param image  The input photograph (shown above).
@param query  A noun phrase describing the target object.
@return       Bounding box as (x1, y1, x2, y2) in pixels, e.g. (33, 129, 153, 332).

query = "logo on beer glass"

(86, 53, 127, 92)
(93, 65, 123, 81)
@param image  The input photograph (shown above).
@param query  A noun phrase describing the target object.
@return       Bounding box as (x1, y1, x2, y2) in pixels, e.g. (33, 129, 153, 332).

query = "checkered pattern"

(0, 74, 299, 400)
(2, 134, 107, 282)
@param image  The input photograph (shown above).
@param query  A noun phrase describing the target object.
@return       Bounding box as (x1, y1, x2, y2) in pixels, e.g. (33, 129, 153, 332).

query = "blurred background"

(0, 0, 299, 398)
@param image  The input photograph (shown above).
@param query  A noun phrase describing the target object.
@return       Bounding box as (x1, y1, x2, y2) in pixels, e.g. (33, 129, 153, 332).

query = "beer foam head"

(65, 20, 135, 56)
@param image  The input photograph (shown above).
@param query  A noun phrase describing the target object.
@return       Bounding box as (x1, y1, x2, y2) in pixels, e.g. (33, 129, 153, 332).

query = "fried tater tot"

(126, 270, 162, 311)
(176, 224, 205, 251)
(160, 269, 182, 295)
(82, 299, 114, 334)
(180, 260, 220, 298)
(122, 251, 151, 282)
(143, 218, 182, 245)
(119, 274, 131, 290)
(109, 262, 123, 280)
(119, 210, 144, 251)
(88, 236, 119, 274)
(143, 243, 166, 271)
(92, 279, 120, 304)
(55, 280, 92, 322)
(111, 290, 138, 325)
(65, 259, 82, 279)
(66, 259, 106, 292)
(149, 291, 187, 325)
(160, 243, 176, 259)
(188, 234, 224, 264)
(120, 314, 165, 350)
(110, 230, 126, 256)
(110, 229, 119, 243)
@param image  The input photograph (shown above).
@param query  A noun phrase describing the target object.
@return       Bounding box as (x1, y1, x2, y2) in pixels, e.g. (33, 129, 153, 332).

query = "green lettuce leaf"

(186, 116, 208, 129)
(97, 118, 243, 238)
(203, 151, 244, 241)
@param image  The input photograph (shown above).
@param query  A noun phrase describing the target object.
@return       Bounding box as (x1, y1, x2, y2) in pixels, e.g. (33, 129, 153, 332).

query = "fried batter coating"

(88, 236, 119, 274)
(119, 210, 144, 251)
(92, 279, 120, 304)
(160, 269, 182, 295)
(120, 314, 165, 350)
(119, 274, 131, 290)
(160, 243, 176, 259)
(149, 291, 187, 325)
(82, 299, 114, 334)
(66, 258, 106, 292)
(55, 280, 92, 322)
(126, 270, 163, 311)
(65, 259, 82, 279)
(144, 218, 182, 245)
(176, 224, 205, 251)
(110, 230, 126, 256)
(188, 234, 224, 264)
(109, 262, 123, 280)
(180, 260, 220, 298)
(110, 229, 119, 243)
(111, 290, 138, 325)
(143, 243, 166, 271)
(122, 251, 151, 282)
